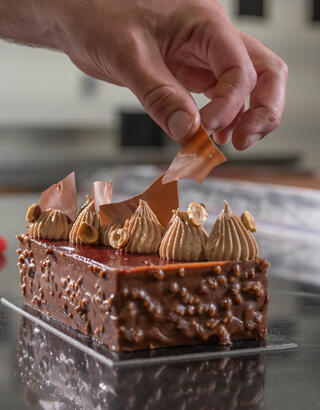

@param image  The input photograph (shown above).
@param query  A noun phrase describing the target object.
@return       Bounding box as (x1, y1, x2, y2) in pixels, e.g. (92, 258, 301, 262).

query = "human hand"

(60, 0, 287, 149)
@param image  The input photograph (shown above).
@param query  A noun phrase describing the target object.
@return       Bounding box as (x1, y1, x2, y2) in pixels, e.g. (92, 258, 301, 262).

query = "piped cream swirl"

(206, 201, 259, 261)
(159, 210, 208, 261)
(101, 222, 119, 247)
(28, 209, 72, 240)
(109, 199, 163, 253)
(125, 199, 163, 253)
(69, 196, 100, 244)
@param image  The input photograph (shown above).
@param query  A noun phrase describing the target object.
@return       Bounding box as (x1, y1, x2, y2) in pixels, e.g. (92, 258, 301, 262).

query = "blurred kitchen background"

(1, 5, 320, 400)
(0, 0, 319, 191)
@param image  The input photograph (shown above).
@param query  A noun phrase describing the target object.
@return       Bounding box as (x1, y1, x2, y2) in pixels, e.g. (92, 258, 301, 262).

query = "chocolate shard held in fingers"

(39, 172, 77, 221)
(100, 174, 178, 228)
(162, 125, 227, 184)
(93, 180, 113, 212)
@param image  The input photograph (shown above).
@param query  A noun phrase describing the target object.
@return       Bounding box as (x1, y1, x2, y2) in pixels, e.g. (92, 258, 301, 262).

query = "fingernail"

(242, 134, 262, 150)
(168, 111, 194, 142)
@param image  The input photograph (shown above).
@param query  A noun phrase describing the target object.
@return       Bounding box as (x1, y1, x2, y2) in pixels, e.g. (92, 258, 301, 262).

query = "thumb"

(122, 46, 200, 143)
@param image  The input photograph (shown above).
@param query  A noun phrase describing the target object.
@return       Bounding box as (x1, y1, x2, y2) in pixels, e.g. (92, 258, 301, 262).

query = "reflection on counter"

(17, 316, 266, 410)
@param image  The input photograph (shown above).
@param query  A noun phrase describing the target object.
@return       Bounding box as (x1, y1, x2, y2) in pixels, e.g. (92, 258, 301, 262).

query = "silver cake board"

(1, 296, 297, 368)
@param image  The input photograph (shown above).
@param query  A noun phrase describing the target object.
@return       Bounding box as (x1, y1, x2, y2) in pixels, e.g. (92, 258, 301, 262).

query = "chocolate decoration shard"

(100, 174, 178, 228)
(162, 125, 227, 184)
(39, 172, 77, 222)
(93, 180, 113, 212)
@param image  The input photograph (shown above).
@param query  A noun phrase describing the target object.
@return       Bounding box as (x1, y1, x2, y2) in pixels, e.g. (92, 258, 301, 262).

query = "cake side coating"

(17, 234, 269, 351)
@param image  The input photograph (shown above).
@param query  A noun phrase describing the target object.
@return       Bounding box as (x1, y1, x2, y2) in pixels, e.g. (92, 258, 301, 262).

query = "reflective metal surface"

(1, 170, 320, 409)
(17, 315, 267, 410)
(2, 297, 296, 369)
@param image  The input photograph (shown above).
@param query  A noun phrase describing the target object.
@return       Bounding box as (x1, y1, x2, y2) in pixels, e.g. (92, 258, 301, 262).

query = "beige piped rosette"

(69, 195, 100, 245)
(205, 201, 259, 262)
(26, 203, 72, 241)
(159, 202, 208, 261)
(108, 199, 163, 253)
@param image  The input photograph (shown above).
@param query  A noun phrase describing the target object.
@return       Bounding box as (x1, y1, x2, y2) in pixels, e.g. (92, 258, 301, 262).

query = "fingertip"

(233, 133, 262, 151)
(170, 112, 201, 144)
(213, 130, 232, 145)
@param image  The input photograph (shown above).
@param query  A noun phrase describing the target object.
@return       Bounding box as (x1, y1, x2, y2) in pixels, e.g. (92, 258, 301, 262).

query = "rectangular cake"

(17, 234, 269, 351)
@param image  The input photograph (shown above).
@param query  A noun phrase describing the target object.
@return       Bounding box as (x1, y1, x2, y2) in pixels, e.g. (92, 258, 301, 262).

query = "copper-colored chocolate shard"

(162, 125, 227, 184)
(93, 181, 113, 212)
(100, 174, 178, 228)
(39, 172, 77, 221)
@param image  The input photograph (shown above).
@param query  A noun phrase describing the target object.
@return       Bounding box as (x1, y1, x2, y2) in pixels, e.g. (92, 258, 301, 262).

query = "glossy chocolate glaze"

(17, 234, 269, 351)
(18, 315, 266, 410)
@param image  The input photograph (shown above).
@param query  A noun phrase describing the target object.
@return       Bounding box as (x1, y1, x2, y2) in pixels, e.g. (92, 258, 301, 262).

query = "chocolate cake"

(17, 233, 269, 351)
(17, 159, 269, 351)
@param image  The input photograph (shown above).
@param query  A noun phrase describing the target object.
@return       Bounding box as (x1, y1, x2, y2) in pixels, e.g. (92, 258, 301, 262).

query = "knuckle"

(143, 84, 176, 116)
(111, 28, 143, 67)
(266, 57, 288, 79)
(124, 28, 142, 50)
(212, 0, 229, 19)
(256, 106, 282, 131)
(218, 120, 230, 131)
(268, 114, 281, 130)
(218, 116, 233, 131)
(276, 58, 288, 77)
(246, 67, 258, 90)
(213, 1, 226, 14)
(122, 33, 141, 57)
(209, 109, 234, 131)
(236, 66, 257, 92)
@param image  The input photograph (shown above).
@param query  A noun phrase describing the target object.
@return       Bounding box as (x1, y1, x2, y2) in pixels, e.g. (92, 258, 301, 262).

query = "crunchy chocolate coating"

(17, 234, 269, 351)
(18, 315, 266, 410)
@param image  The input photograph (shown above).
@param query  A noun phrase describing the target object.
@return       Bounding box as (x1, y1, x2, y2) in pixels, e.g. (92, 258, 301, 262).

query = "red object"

(0, 236, 7, 253)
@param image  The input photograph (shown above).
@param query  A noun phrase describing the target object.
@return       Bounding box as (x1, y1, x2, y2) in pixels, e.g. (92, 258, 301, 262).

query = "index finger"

(199, 6, 257, 134)
(232, 32, 288, 150)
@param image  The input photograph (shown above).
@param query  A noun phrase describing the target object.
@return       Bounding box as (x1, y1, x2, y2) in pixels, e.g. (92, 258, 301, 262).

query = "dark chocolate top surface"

(26, 235, 253, 273)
